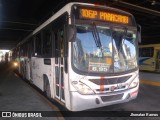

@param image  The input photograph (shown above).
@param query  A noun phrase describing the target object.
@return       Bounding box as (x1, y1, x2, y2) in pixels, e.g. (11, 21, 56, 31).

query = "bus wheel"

(46, 82, 51, 99)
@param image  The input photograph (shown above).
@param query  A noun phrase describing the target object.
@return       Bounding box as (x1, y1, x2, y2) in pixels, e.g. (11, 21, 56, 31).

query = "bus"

(12, 2, 141, 111)
(139, 44, 160, 72)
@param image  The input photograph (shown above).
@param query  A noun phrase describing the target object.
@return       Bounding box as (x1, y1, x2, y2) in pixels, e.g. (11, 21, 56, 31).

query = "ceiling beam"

(112, 0, 160, 16)
(0, 45, 16, 49)
(0, 27, 34, 32)
(0, 43, 17, 45)
(0, 21, 37, 26)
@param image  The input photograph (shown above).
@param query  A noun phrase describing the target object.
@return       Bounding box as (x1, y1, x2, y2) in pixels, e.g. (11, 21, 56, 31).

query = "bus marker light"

(130, 91, 138, 97)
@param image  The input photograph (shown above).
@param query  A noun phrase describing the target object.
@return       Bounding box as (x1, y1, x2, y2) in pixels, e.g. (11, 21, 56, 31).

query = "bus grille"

(101, 94, 124, 102)
(89, 75, 131, 85)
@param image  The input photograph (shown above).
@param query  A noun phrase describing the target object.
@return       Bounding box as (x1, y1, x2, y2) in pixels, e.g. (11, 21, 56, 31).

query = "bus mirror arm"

(67, 25, 76, 42)
(137, 24, 141, 43)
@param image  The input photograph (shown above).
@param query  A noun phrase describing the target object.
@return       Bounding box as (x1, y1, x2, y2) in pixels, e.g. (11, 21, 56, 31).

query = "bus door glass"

(156, 49, 160, 70)
(55, 28, 65, 102)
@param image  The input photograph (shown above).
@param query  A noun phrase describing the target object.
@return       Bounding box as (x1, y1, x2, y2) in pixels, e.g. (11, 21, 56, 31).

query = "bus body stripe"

(100, 76, 105, 93)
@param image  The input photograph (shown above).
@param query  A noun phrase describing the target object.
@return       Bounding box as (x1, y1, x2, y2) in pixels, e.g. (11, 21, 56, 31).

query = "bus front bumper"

(69, 85, 139, 111)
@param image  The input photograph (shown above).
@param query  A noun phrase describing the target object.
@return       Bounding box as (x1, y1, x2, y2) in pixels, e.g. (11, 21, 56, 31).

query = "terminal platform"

(0, 62, 160, 120)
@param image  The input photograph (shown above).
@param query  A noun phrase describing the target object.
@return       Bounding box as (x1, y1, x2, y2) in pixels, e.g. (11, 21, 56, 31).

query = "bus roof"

(18, 2, 135, 46)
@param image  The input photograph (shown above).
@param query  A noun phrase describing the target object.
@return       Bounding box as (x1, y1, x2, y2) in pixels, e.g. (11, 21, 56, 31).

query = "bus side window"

(140, 47, 153, 57)
(140, 48, 142, 57)
(35, 33, 42, 56)
(58, 29, 64, 65)
(42, 29, 52, 57)
(59, 29, 64, 58)
(54, 31, 60, 64)
(28, 39, 33, 58)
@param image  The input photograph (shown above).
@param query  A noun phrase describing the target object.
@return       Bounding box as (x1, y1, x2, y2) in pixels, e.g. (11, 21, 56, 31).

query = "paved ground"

(65, 73, 160, 120)
(140, 71, 160, 82)
(64, 72, 160, 120)
(0, 62, 160, 120)
(0, 63, 59, 120)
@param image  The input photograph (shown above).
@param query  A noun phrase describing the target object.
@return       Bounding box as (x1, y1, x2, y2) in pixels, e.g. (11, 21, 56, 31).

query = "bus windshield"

(72, 24, 137, 73)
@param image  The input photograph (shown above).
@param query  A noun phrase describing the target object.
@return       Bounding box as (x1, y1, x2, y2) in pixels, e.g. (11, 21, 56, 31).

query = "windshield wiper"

(91, 22, 102, 49)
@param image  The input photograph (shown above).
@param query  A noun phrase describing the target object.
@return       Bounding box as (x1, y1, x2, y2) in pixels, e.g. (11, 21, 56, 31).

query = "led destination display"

(80, 8, 130, 24)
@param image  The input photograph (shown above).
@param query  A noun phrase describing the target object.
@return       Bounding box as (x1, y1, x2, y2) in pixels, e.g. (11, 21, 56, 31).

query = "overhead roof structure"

(0, 0, 160, 50)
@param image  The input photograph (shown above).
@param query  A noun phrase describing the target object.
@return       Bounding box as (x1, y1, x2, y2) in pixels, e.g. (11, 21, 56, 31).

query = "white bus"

(12, 2, 140, 111)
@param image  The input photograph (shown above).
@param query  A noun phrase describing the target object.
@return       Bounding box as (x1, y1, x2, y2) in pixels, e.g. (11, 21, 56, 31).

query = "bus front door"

(55, 29, 65, 103)
(156, 50, 160, 71)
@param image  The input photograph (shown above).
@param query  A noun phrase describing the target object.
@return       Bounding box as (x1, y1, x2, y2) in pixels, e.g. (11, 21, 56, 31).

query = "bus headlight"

(129, 78, 139, 89)
(72, 81, 95, 95)
(13, 62, 18, 67)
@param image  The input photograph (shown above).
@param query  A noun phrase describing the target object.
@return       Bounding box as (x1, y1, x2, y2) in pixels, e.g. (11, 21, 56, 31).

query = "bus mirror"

(137, 24, 141, 43)
(68, 25, 76, 42)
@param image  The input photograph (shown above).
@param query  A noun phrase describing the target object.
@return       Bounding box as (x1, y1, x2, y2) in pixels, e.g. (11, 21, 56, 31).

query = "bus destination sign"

(80, 8, 129, 24)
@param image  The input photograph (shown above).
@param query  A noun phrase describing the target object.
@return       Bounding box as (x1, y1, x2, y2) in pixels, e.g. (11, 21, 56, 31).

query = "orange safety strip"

(140, 80, 160, 87)
(100, 76, 105, 93)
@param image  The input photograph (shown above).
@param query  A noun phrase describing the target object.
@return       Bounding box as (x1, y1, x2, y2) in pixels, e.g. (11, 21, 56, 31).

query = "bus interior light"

(72, 81, 95, 95)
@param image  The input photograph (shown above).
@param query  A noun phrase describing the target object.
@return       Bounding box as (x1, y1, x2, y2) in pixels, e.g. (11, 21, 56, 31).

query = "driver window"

(59, 29, 64, 58)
